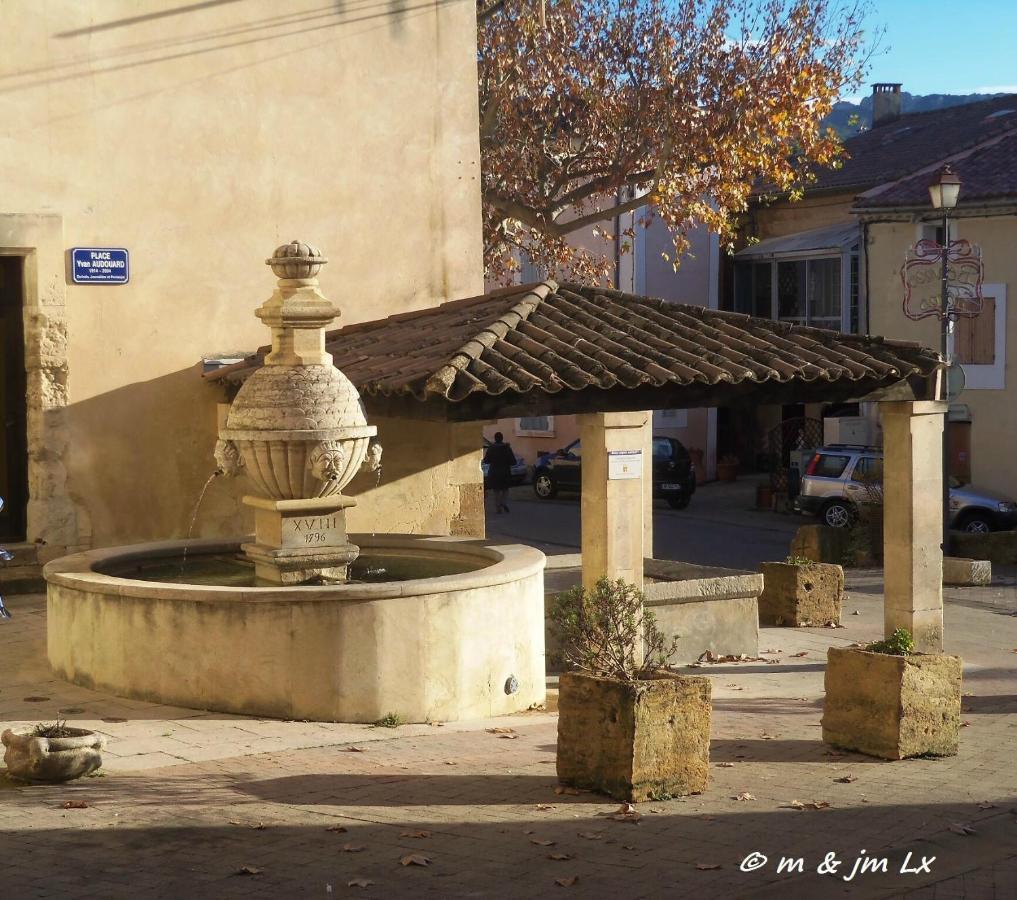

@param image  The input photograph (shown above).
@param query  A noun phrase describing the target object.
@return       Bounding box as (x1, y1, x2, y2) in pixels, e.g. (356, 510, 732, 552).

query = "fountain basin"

(44, 535, 546, 724)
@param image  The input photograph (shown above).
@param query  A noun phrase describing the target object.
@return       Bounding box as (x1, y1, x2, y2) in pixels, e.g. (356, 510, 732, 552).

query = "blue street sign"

(71, 247, 129, 284)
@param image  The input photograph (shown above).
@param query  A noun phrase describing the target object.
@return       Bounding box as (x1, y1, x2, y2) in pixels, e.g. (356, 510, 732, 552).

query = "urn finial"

(266, 240, 328, 280)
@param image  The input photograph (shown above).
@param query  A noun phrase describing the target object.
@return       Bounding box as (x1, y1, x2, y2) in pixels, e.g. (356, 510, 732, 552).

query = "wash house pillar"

(881, 400, 948, 653)
(578, 411, 653, 591)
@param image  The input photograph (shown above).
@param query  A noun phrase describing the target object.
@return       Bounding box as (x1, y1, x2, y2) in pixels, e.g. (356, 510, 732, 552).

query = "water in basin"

(97, 551, 488, 587)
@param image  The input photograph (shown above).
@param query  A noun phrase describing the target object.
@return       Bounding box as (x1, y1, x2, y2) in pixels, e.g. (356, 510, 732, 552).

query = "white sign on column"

(607, 449, 643, 480)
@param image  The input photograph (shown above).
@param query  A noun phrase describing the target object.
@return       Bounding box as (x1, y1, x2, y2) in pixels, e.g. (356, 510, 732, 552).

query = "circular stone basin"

(44, 535, 546, 724)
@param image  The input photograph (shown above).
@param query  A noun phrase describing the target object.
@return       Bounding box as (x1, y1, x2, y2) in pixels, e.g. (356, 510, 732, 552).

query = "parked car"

(531, 435, 696, 509)
(794, 444, 1017, 533)
(481, 438, 528, 486)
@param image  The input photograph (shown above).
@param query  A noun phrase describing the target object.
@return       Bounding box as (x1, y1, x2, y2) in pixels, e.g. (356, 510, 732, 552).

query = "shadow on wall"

(61, 368, 483, 549)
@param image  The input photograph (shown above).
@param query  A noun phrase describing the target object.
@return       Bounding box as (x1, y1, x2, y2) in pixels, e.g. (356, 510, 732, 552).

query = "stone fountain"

(42, 242, 547, 723)
(215, 240, 380, 584)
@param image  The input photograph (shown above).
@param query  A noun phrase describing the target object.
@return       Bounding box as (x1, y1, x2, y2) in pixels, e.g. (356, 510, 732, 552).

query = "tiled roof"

(855, 126, 1017, 208)
(781, 95, 1017, 196)
(208, 283, 940, 419)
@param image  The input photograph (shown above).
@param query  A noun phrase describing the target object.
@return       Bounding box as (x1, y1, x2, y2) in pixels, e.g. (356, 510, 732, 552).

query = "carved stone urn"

(217, 241, 379, 583)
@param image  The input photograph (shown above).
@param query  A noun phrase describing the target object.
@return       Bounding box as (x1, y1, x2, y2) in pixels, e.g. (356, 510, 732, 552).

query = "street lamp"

(928, 165, 961, 559)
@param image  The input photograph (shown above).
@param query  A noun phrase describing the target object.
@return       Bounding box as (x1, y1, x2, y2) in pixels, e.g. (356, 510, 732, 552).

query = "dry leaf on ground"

(716, 762, 735, 768)
(401, 830, 432, 839)
(949, 823, 976, 835)
(548, 853, 573, 861)
(978, 801, 996, 810)
(732, 792, 756, 802)
(342, 844, 366, 853)
(834, 776, 857, 783)
(345, 746, 367, 752)
(347, 879, 375, 888)
(499, 734, 519, 740)
(61, 800, 89, 809)
(486, 727, 515, 734)
(536, 804, 556, 811)
(233, 866, 263, 876)
(555, 786, 586, 796)
(555, 876, 579, 887)
(790, 651, 808, 658)
(696, 863, 721, 870)
(530, 838, 556, 847)
(577, 831, 604, 840)
(607, 803, 642, 822)
(325, 825, 348, 833)
(400, 853, 432, 867)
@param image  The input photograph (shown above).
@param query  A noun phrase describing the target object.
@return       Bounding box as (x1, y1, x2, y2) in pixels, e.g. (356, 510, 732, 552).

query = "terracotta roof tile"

(207, 282, 941, 415)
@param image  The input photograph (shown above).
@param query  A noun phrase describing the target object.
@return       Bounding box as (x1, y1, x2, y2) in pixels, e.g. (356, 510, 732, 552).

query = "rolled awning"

(734, 221, 860, 259)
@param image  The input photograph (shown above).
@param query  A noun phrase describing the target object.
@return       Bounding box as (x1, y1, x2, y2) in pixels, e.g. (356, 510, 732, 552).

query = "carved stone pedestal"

(242, 495, 359, 584)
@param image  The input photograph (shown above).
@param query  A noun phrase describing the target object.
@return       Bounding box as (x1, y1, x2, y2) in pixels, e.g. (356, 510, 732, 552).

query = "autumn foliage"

(478, 0, 869, 282)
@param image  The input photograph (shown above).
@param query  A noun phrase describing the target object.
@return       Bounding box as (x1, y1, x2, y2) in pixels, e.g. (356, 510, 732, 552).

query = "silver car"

(794, 444, 1017, 533)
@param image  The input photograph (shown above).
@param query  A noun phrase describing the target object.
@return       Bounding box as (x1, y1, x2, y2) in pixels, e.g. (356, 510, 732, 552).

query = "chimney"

(872, 83, 903, 127)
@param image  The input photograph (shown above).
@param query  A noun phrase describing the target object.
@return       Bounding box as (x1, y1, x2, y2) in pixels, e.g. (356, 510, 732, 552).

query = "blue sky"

(843, 0, 1017, 100)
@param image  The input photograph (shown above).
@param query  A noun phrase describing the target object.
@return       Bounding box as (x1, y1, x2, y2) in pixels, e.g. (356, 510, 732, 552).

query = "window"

(734, 254, 854, 331)
(813, 453, 850, 478)
(956, 284, 1007, 390)
(851, 456, 883, 483)
(516, 416, 554, 436)
(656, 408, 688, 427)
(652, 437, 673, 459)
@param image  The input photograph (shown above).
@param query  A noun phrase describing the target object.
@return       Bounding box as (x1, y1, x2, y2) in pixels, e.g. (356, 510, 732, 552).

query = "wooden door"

(0, 256, 27, 541)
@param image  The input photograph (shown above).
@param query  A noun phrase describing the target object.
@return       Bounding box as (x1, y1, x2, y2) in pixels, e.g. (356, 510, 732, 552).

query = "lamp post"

(928, 165, 961, 559)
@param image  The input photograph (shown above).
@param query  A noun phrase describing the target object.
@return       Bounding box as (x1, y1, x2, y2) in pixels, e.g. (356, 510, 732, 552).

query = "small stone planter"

(556, 671, 711, 802)
(822, 647, 962, 760)
(759, 561, 843, 626)
(2, 727, 105, 782)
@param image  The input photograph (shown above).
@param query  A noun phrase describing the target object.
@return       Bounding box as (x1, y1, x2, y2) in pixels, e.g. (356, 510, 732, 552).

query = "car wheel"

(821, 499, 854, 529)
(533, 472, 557, 499)
(958, 512, 993, 534)
(666, 495, 690, 510)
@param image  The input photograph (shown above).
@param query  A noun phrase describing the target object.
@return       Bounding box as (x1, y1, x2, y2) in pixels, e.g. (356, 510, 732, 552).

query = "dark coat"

(483, 441, 516, 490)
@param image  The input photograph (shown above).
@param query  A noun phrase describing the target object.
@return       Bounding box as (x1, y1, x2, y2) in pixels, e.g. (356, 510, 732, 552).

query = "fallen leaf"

(444, 761, 457, 766)
(400, 853, 431, 867)
(234, 866, 263, 876)
(486, 727, 515, 734)
(716, 762, 735, 768)
(401, 830, 432, 839)
(342, 844, 366, 853)
(536, 804, 556, 811)
(347, 879, 375, 888)
(732, 792, 756, 802)
(834, 776, 857, 784)
(531, 838, 556, 847)
(852, 610, 860, 615)
(325, 825, 348, 833)
(577, 831, 604, 840)
(622, 845, 637, 851)
(790, 652, 808, 658)
(228, 819, 243, 826)
(978, 801, 996, 810)
(555, 876, 579, 887)
(696, 863, 721, 871)
(61, 800, 89, 809)
(345, 746, 367, 752)
(961, 721, 971, 727)
(607, 803, 642, 822)
(949, 823, 976, 836)
(555, 786, 585, 796)
(548, 852, 573, 861)
(810, 800, 831, 810)
(252, 822, 267, 830)
(785, 800, 806, 810)
(499, 734, 519, 740)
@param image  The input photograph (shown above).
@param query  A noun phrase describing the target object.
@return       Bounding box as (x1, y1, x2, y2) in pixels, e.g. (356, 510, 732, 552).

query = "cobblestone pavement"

(2, 571, 1016, 899)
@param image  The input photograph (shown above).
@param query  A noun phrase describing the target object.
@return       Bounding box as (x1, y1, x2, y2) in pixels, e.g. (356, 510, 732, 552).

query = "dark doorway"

(0, 256, 27, 541)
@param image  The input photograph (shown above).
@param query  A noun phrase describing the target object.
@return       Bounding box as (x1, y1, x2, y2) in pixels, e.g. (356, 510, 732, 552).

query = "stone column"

(881, 400, 948, 653)
(578, 411, 651, 591)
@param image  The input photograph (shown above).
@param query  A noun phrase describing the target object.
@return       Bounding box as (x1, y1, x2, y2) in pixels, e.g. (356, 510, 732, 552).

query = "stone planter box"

(2, 727, 105, 782)
(822, 647, 962, 760)
(759, 561, 843, 626)
(556, 671, 711, 801)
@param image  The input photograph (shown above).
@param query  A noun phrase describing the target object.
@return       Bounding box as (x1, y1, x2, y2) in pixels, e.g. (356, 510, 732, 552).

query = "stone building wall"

(0, 0, 485, 554)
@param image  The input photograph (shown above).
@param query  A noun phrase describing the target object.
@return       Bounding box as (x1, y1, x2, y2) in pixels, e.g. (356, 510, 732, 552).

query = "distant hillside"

(824, 92, 1006, 138)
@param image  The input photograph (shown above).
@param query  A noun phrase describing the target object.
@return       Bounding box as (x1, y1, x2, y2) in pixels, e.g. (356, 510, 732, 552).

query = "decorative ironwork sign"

(901, 238, 983, 321)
